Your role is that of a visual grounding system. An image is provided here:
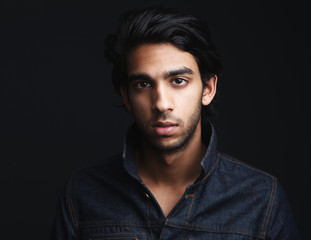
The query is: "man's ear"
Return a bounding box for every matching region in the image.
[120,85,132,112]
[202,75,217,106]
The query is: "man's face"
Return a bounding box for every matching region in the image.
[122,43,215,152]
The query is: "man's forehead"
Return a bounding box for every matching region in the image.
[126,43,199,77]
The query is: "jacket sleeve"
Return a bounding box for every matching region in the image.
[266,180,300,240]
[50,176,79,240]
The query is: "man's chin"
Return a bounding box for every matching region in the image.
[148,138,188,153]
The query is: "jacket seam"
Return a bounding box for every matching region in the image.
[67,173,79,230]
[79,221,164,228]
[166,221,265,239]
[89,232,146,240]
[184,189,197,235]
[168,220,264,234]
[219,153,274,178]
[261,176,277,237]
[200,153,220,183]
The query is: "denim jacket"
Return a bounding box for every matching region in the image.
[50,123,299,239]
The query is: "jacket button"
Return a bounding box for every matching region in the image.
[143,192,150,199]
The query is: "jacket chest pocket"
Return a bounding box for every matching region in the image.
[88,232,146,240]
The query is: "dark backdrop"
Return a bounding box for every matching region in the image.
[1,0,310,239]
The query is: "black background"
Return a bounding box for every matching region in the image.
[1,0,310,239]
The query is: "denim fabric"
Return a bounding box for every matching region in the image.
[50,123,300,239]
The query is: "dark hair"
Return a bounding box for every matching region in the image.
[104,6,223,116]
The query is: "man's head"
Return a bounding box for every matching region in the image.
[104,5,223,116]
[104,6,222,152]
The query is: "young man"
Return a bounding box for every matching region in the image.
[51,6,299,239]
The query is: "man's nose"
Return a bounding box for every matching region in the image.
[151,84,174,113]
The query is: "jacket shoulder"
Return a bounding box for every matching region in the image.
[218,152,276,181]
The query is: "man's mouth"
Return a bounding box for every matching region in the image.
[153,121,178,127]
[152,122,178,135]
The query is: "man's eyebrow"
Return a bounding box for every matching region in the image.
[128,73,152,82]
[164,67,193,78]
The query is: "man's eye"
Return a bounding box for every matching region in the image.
[172,78,187,86]
[137,81,151,88]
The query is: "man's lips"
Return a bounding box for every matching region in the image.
[153,121,178,127]
[152,122,178,135]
